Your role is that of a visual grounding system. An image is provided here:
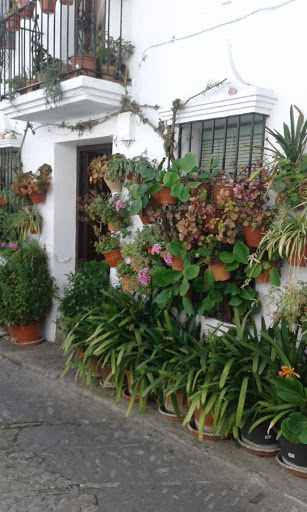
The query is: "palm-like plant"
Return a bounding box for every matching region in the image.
[9,206,42,239]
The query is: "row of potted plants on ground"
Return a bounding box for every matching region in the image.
[59,280,307,476]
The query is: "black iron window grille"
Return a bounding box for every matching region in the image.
[0,0,126,100]
[176,113,266,176]
[0,146,18,197]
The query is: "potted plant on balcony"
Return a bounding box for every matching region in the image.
[0,240,54,346]
[97,31,134,83]
[17,0,35,18]
[39,0,56,14]
[96,233,122,267]
[9,206,42,239]
[11,164,52,204]
[4,2,20,31]
[116,261,136,291]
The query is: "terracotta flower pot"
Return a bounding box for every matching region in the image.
[39,0,56,13]
[101,247,122,268]
[255,261,277,283]
[127,172,142,184]
[209,262,230,281]
[75,347,84,359]
[100,364,115,386]
[19,79,36,95]
[5,14,20,31]
[131,260,141,272]
[17,0,35,17]
[205,215,219,234]
[171,256,184,271]
[194,406,214,432]
[0,196,7,207]
[243,225,264,248]
[60,0,73,4]
[7,325,17,340]
[287,243,307,267]
[159,186,177,206]
[122,275,133,291]
[14,323,40,344]
[151,190,161,204]
[107,222,118,232]
[100,64,120,83]
[213,186,234,208]
[69,54,96,77]
[104,177,122,194]
[164,388,188,415]
[139,213,151,225]
[26,222,41,235]
[29,191,45,204]
[125,370,140,397]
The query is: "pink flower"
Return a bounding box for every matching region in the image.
[151,244,162,255]
[163,252,172,265]
[8,241,19,251]
[1,242,6,248]
[108,196,115,204]
[138,268,151,286]
[115,200,125,211]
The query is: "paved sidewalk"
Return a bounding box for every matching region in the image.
[0,337,306,512]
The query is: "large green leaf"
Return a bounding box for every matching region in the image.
[179,185,190,202]
[198,296,216,313]
[169,238,185,257]
[269,267,280,286]
[155,288,173,305]
[180,278,190,297]
[152,267,183,287]
[273,376,303,405]
[183,265,199,280]
[182,295,195,314]
[233,242,249,264]
[204,268,215,288]
[224,261,239,271]
[181,152,196,173]
[208,289,223,303]
[219,252,235,264]
[163,172,180,188]
[170,182,182,197]
[229,296,242,307]
[130,198,143,215]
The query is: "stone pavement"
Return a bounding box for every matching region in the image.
[0,338,306,512]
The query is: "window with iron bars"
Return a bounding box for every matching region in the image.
[0,147,18,201]
[175,113,266,176]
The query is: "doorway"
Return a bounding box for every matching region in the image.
[76,143,112,262]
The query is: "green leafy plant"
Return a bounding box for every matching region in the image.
[267,282,307,336]
[11,164,52,195]
[97,31,134,68]
[9,206,42,239]
[125,161,163,216]
[244,252,281,287]
[0,240,54,327]
[88,153,124,187]
[96,233,120,253]
[80,191,130,232]
[116,260,135,278]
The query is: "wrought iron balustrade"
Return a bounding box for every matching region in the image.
[0,0,126,101]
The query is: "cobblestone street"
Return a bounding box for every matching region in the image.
[0,344,306,512]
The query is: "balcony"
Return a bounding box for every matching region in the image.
[0,0,132,121]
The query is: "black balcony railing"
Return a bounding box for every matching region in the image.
[0,0,128,101]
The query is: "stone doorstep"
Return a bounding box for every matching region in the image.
[0,338,306,506]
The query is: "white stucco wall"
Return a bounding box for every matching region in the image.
[1,0,306,339]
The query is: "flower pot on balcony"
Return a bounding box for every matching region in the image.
[287,243,307,267]
[60,0,73,4]
[100,64,120,83]
[17,0,35,18]
[171,256,184,271]
[101,248,122,268]
[29,191,45,204]
[139,213,151,225]
[39,0,56,13]
[213,186,234,208]
[5,13,20,31]
[208,262,230,281]
[69,54,96,77]
[243,225,264,248]
[19,79,36,95]
[104,177,122,193]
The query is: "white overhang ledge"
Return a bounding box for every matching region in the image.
[159,86,277,125]
[0,75,129,123]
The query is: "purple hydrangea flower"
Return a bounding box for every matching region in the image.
[108,196,115,204]
[151,244,162,255]
[138,267,151,286]
[1,242,6,248]
[115,200,126,211]
[8,241,19,251]
[163,252,173,265]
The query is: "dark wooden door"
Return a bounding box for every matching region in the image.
[76,144,112,262]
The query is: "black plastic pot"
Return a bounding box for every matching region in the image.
[279,436,307,469]
[240,419,278,446]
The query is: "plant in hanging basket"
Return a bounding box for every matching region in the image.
[11,163,52,203]
[121,226,157,271]
[9,206,42,240]
[116,261,136,291]
[80,191,130,234]
[125,159,163,215]
[266,283,307,336]
[239,207,275,247]
[97,233,122,267]
[88,153,123,189]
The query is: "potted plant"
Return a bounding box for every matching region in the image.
[125,155,154,184]
[0,241,54,346]
[9,206,42,239]
[258,207,307,266]
[81,191,130,232]
[39,0,56,14]
[266,282,307,338]
[101,154,127,193]
[116,261,136,291]
[121,227,155,271]
[11,163,52,204]
[97,31,134,82]
[96,233,122,267]
[239,207,275,248]
[4,3,20,31]
[212,172,235,208]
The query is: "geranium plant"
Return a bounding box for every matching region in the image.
[11,164,52,196]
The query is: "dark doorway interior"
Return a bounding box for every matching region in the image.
[76,143,112,262]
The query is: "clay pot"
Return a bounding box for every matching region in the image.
[287,243,307,267]
[104,177,122,194]
[159,186,177,206]
[205,215,219,234]
[29,191,45,204]
[139,213,151,225]
[164,388,188,415]
[213,186,234,208]
[131,260,141,272]
[26,222,41,235]
[122,275,133,291]
[19,79,36,95]
[0,196,7,207]
[7,325,17,340]
[151,190,161,204]
[171,256,184,271]
[100,365,115,386]
[39,0,56,13]
[194,407,214,432]
[107,222,118,232]
[14,323,40,344]
[100,64,120,83]
[208,262,230,281]
[255,262,276,283]
[60,0,73,4]
[75,347,84,359]
[17,0,35,17]
[127,173,142,184]
[243,225,264,248]
[5,13,20,31]
[69,54,96,78]
[125,370,139,397]
[101,248,122,268]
